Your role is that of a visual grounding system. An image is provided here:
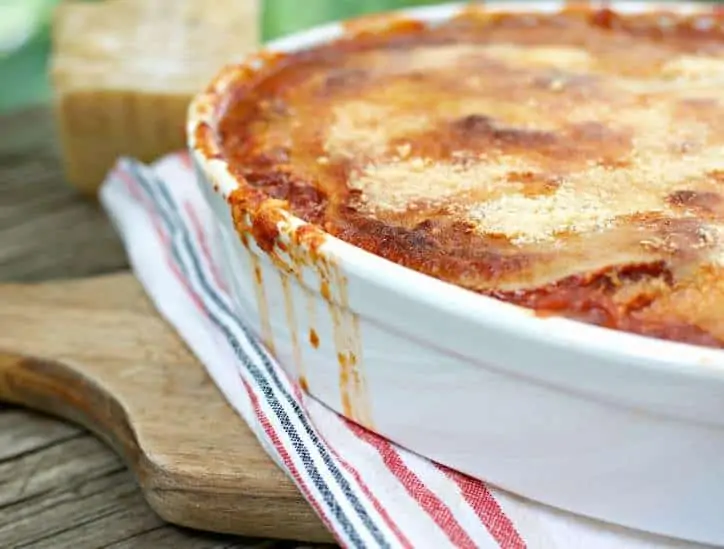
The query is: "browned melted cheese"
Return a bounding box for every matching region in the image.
[219,8,724,348]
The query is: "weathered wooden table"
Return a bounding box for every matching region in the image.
[0,108,327,549]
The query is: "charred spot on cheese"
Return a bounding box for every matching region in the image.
[218,6,724,348]
[450,114,559,148]
[667,190,722,213]
[244,170,329,223]
[252,146,291,166]
[322,68,369,92]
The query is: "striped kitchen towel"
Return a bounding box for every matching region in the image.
[99,153,703,549]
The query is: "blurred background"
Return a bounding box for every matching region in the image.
[0,0,446,114]
[0,0,718,114]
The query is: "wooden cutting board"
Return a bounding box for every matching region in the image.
[0,271,332,544]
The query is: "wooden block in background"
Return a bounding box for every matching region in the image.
[50,0,259,196]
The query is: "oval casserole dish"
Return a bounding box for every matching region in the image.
[189,2,724,544]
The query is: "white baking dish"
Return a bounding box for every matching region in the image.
[188,2,724,545]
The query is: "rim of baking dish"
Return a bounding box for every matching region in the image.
[188,1,724,379]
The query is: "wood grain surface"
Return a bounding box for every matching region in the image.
[0,108,333,549]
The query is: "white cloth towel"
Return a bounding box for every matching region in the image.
[99,152,708,549]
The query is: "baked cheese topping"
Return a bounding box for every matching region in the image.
[220,8,724,347]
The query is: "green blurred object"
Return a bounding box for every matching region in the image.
[0,0,59,113]
[262,0,444,42]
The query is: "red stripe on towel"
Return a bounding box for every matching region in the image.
[438,464,527,549]
[345,421,478,549]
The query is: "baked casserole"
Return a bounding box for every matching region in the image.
[211,6,724,347]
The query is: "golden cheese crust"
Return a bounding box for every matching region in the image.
[218,7,724,347]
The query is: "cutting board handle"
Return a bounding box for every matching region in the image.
[0,273,330,543]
